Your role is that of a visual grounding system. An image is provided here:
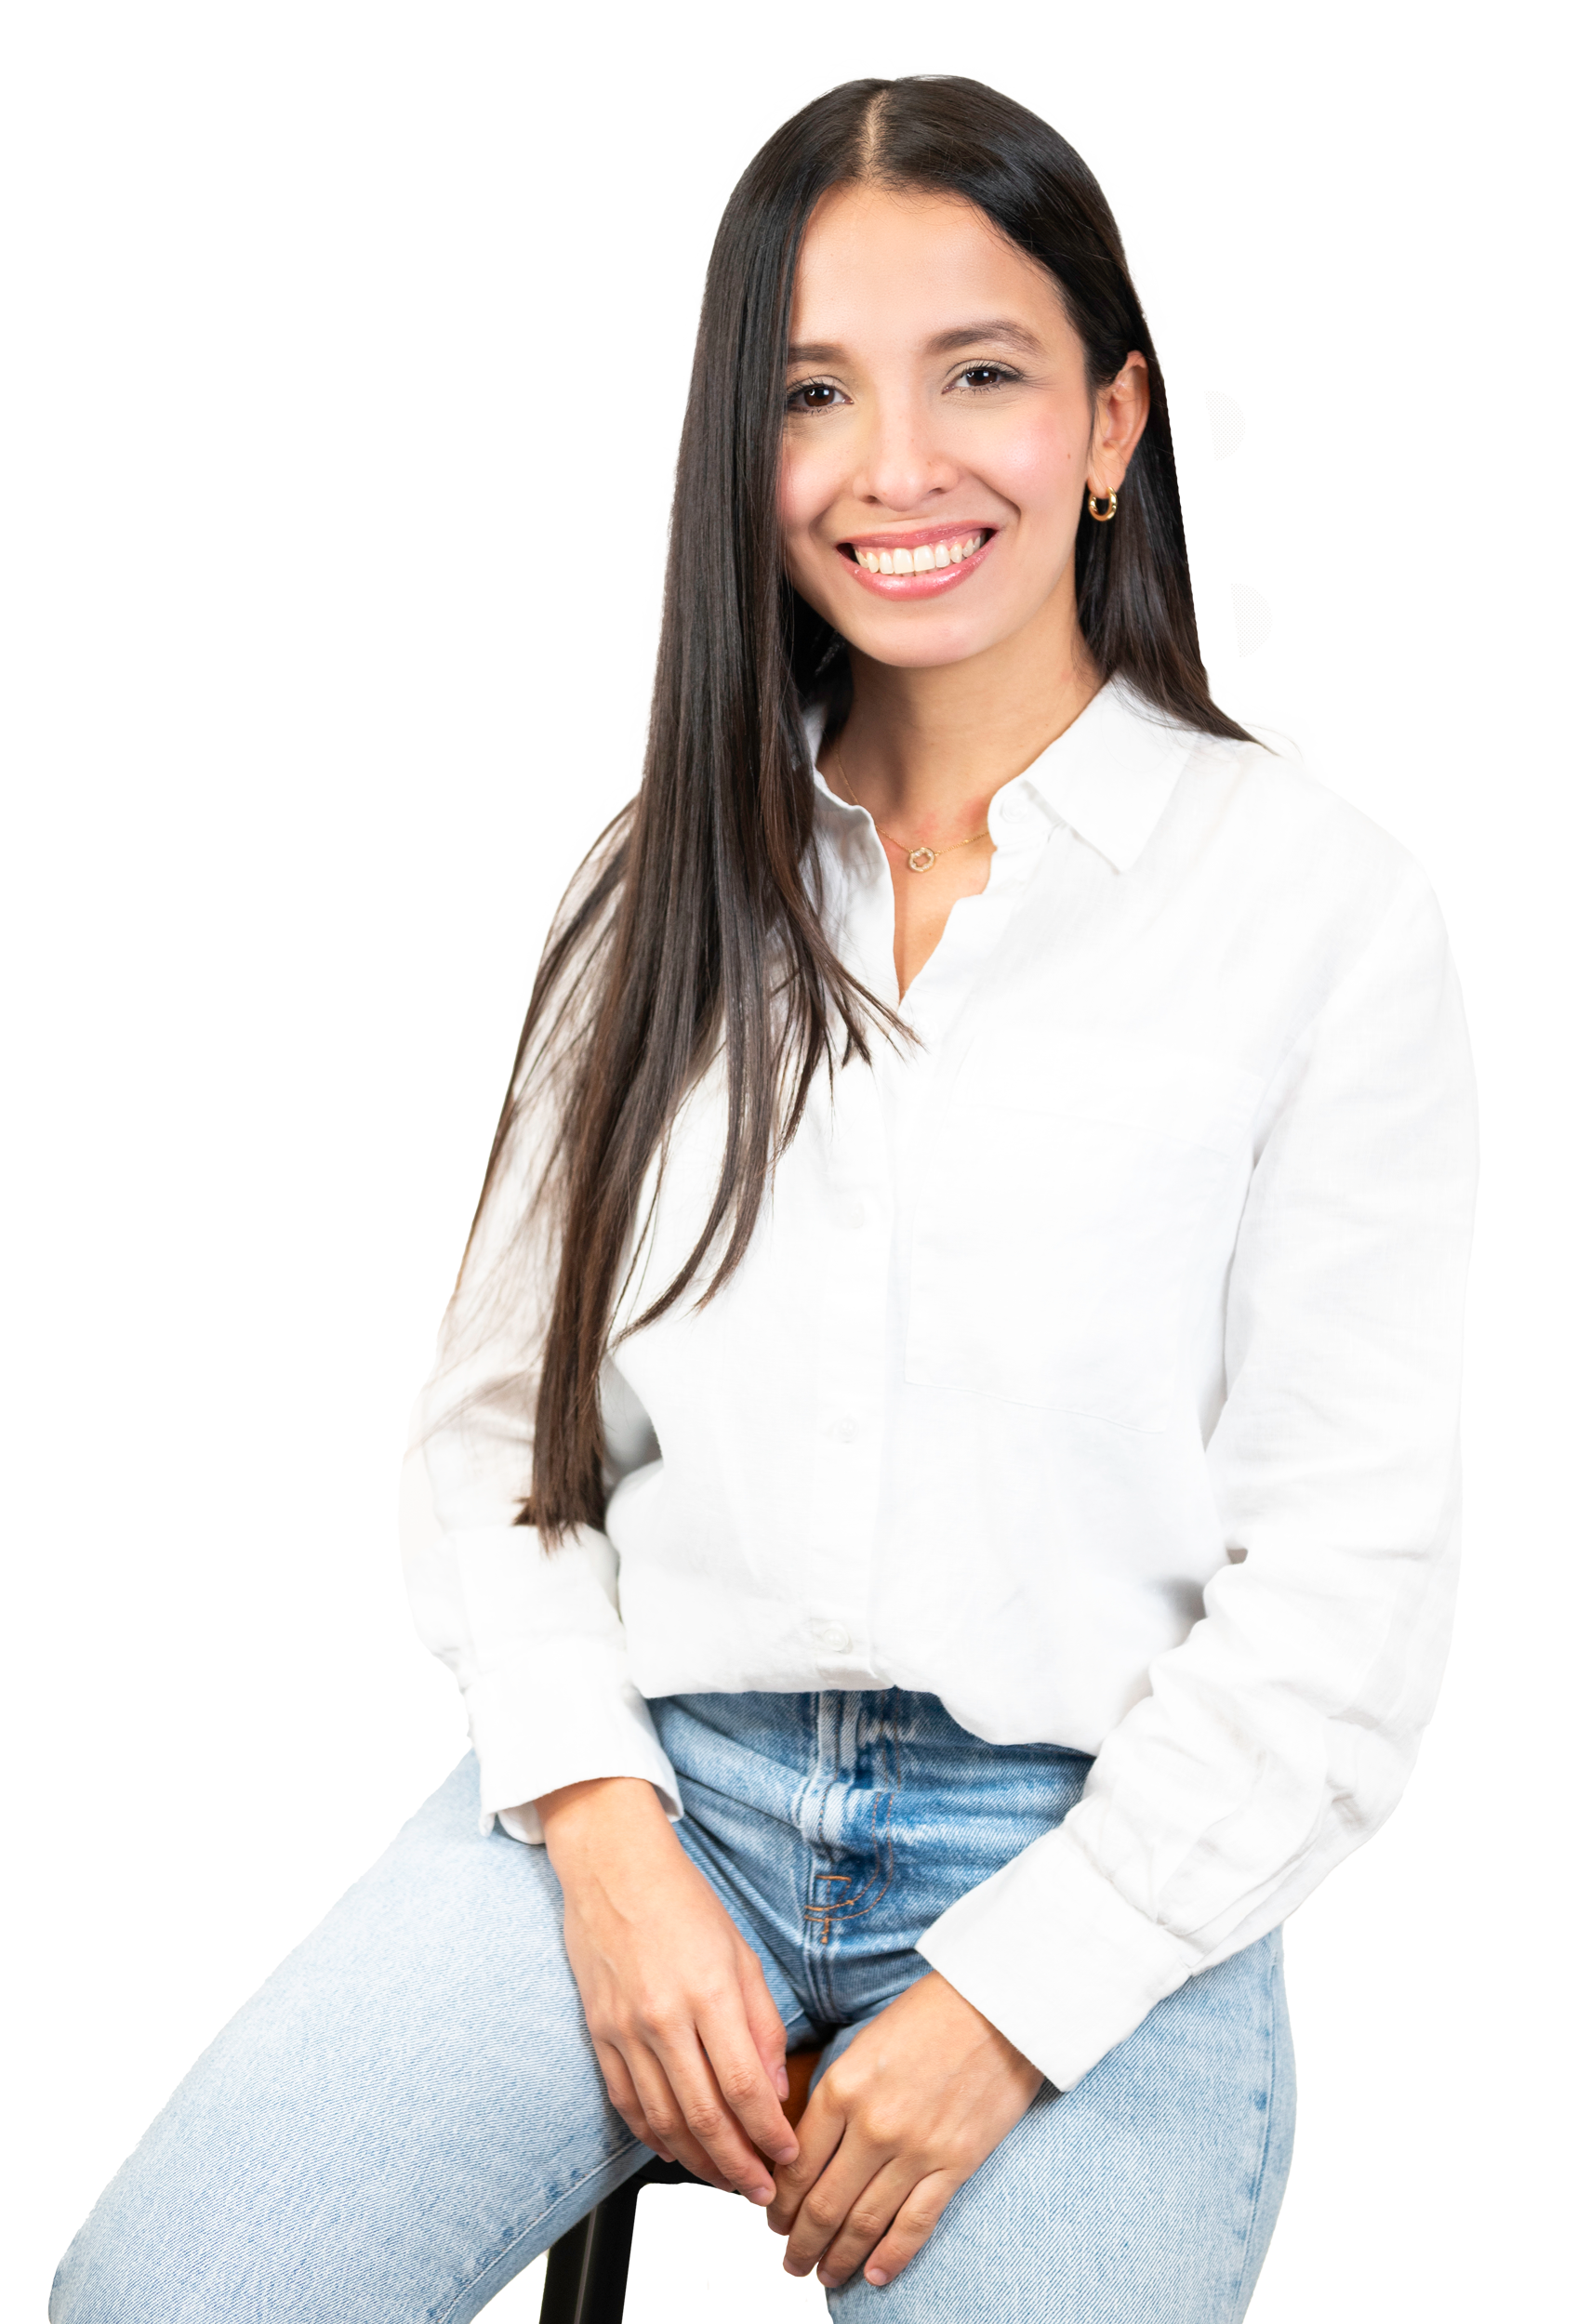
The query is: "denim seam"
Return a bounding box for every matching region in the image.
[800,1697,841,2016]
[1225,1945,1280,2324]
[430,2136,644,2324]
[802,1694,900,1937]
[786,1693,820,1840]
[804,1783,896,1933]
[806,1776,894,1917]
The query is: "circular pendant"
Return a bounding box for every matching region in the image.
[906,846,937,873]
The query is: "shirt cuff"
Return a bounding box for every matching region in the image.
[464,1636,682,1845]
[917,1826,1196,2092]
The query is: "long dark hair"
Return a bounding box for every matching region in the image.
[463,74,1252,1540]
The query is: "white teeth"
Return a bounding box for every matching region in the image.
[855,532,986,574]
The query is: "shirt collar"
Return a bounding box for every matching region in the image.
[804,679,1198,873]
[1018,681,1197,871]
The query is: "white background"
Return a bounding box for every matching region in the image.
[4,3,1571,2317]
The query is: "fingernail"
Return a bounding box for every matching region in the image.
[771,2142,798,2164]
[746,2183,775,2206]
[867,2268,889,2287]
[775,2064,789,2098]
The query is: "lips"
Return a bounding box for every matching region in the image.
[837,525,998,599]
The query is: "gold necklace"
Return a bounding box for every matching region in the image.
[829,742,993,874]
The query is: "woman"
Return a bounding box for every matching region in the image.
[54,74,1476,2323]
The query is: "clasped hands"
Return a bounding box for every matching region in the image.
[537,1776,1042,2291]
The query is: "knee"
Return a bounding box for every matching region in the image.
[51,2172,209,2324]
[49,2205,152,2324]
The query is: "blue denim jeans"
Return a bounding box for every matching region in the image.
[53,1692,1293,2321]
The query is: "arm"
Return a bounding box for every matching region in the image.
[400,1136,681,1838]
[773,863,1477,2290]
[402,890,797,2186]
[916,865,1477,2084]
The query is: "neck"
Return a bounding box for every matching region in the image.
[833,569,1100,840]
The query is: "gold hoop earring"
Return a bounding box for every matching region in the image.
[1087,488,1119,523]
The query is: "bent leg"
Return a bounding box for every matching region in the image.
[828,1931,1294,2324]
[52,1758,643,2324]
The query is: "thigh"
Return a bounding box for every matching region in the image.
[51,1757,644,2324]
[827,1931,1294,2324]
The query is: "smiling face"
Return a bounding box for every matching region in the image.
[779,182,1146,676]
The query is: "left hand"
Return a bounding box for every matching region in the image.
[766,1970,1045,2290]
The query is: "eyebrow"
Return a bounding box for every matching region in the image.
[786,317,1046,365]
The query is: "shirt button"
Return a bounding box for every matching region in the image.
[836,1196,867,1231]
[835,1415,858,1442]
[813,1620,852,1654]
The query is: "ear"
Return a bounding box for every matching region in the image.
[1088,353,1150,498]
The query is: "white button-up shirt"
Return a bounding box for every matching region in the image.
[403,681,1477,2092]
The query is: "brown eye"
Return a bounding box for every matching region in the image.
[788,379,843,413]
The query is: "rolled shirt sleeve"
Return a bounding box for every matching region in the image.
[919,865,1477,2090]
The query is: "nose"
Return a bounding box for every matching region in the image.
[851,390,961,514]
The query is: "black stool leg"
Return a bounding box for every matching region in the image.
[538,2158,704,2324]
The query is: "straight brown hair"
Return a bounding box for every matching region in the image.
[459,75,1252,1540]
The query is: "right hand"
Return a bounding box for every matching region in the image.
[536,1776,801,2204]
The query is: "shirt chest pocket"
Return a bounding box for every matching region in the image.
[903,1030,1265,1433]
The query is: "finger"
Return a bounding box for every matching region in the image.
[782,2140,884,2278]
[862,2169,962,2289]
[621,2043,735,2193]
[592,2040,673,2162]
[736,1945,792,2108]
[618,2017,762,2194]
[658,2022,781,2198]
[813,2159,915,2289]
[694,1987,799,2166]
[766,2083,848,2235]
